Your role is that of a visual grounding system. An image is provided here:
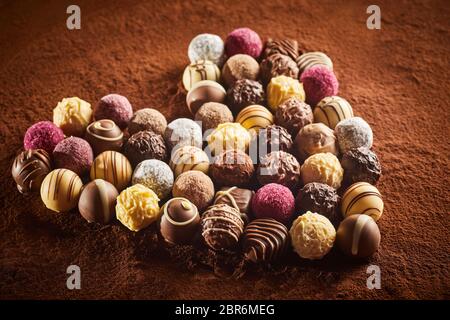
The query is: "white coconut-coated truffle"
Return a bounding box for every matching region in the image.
[132,159,174,199]
[188,33,225,66]
[335,117,373,153]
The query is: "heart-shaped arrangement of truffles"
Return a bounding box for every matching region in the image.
[12,27,385,274]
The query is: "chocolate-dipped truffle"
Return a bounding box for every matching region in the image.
[128,108,167,136]
[222,54,260,88]
[169,145,210,177]
[263,38,299,61]
[172,171,215,211]
[260,53,299,86]
[123,130,168,167]
[335,117,373,154]
[94,94,133,129]
[164,118,202,151]
[201,204,245,251]
[206,122,251,156]
[301,152,343,189]
[267,75,305,111]
[210,149,255,188]
[341,182,384,222]
[12,149,52,194]
[296,51,333,76]
[243,218,289,264]
[182,60,221,91]
[90,151,132,191]
[314,96,353,129]
[236,104,273,133]
[194,102,234,132]
[257,151,300,189]
[226,79,265,114]
[188,33,225,66]
[341,147,381,186]
[186,80,226,115]
[159,197,200,245]
[131,159,174,199]
[336,214,381,258]
[250,124,293,162]
[275,97,313,137]
[53,97,92,137]
[78,179,119,224]
[213,186,254,215]
[53,137,94,176]
[294,123,338,163]
[85,119,124,156]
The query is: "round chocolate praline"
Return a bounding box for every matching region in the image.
[12,149,52,194]
[250,124,293,162]
[123,130,167,167]
[226,79,265,114]
[262,38,299,61]
[257,151,300,189]
[85,119,123,156]
[78,179,119,224]
[260,53,299,86]
[341,147,381,186]
[275,97,313,137]
[186,80,226,115]
[210,149,255,188]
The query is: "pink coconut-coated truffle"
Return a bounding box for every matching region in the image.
[94,94,133,129]
[300,66,339,107]
[53,137,93,176]
[24,121,65,154]
[225,27,263,59]
[252,183,295,225]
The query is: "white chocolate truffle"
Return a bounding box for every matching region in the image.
[164,118,202,151]
[188,33,225,66]
[132,159,174,199]
[335,117,373,153]
[301,152,344,189]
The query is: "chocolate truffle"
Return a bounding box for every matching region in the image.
[252,183,295,225]
[90,151,132,191]
[250,125,293,162]
[24,121,64,154]
[242,218,289,264]
[260,53,299,86]
[226,79,265,114]
[123,130,168,167]
[335,117,373,154]
[263,38,299,61]
[172,171,215,211]
[159,197,200,245]
[222,54,260,88]
[78,179,119,224]
[94,94,133,129]
[12,149,52,194]
[194,102,234,132]
[225,27,262,59]
[186,80,226,115]
[236,104,273,133]
[40,169,83,213]
[296,51,333,76]
[53,137,94,176]
[182,60,221,91]
[53,97,92,137]
[206,122,251,156]
[294,123,338,163]
[341,147,381,186]
[296,183,340,226]
[275,97,313,136]
[301,152,343,189]
[213,186,254,215]
[201,204,245,251]
[169,145,210,177]
[188,33,225,66]
[257,151,300,189]
[132,159,174,199]
[267,75,305,111]
[164,118,202,151]
[116,184,160,232]
[314,96,353,129]
[128,108,167,136]
[301,66,339,107]
[85,119,124,156]
[336,214,381,258]
[290,211,336,260]
[341,182,384,222]
[210,149,255,188]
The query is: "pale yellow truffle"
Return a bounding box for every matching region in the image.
[206,122,251,156]
[267,75,305,111]
[301,152,343,189]
[290,211,336,260]
[53,97,92,136]
[116,184,160,232]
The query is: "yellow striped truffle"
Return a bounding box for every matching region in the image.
[236,105,274,133]
[90,151,132,191]
[169,145,210,177]
[341,182,384,221]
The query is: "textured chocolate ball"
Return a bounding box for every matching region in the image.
[186,80,227,115]
[164,118,202,151]
[222,54,260,88]
[226,79,265,114]
[262,38,299,61]
[257,151,300,189]
[172,171,215,211]
[194,102,234,132]
[78,179,119,224]
[132,159,174,199]
[128,108,167,136]
[210,149,255,188]
[301,152,343,189]
[12,149,52,194]
[85,119,124,156]
[260,53,299,86]
[201,204,245,251]
[94,94,133,129]
[53,137,94,176]
[123,130,168,167]
[341,147,381,186]
[294,123,338,163]
[335,117,373,153]
[275,97,313,137]
[250,124,293,162]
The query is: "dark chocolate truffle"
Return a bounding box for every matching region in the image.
[213,186,254,215]
[275,97,313,137]
[257,151,300,189]
[296,182,340,226]
[341,147,381,186]
[226,79,265,114]
[78,179,119,224]
[123,130,167,167]
[85,119,124,156]
[11,149,52,194]
[260,53,299,86]
[242,218,289,263]
[262,38,299,61]
[250,124,293,162]
[201,204,245,251]
[210,149,255,188]
[194,102,234,132]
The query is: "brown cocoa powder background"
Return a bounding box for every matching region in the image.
[0,0,449,299]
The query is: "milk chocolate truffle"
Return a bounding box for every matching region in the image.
[159,197,200,245]
[243,218,289,264]
[294,123,338,163]
[341,147,381,186]
[164,118,202,151]
[172,171,215,211]
[296,183,340,226]
[296,51,333,76]
[201,204,245,251]
[131,159,174,199]
[12,149,52,194]
[206,122,251,156]
[194,102,234,132]
[341,182,384,222]
[263,38,299,61]
[236,104,273,133]
[94,94,133,129]
[128,108,167,136]
[226,79,265,114]
[90,151,132,191]
[335,117,373,154]
[78,179,119,224]
[186,80,226,115]
[257,151,300,189]
[267,75,305,111]
[85,119,124,156]
[314,96,353,129]
[301,152,343,189]
[40,169,83,213]
[170,145,210,177]
[250,125,293,161]
[260,53,299,86]
[123,130,168,167]
[210,149,255,188]
[182,60,221,91]
[336,214,380,258]
[53,97,92,137]
[275,97,313,136]
[222,54,260,88]
[213,186,254,215]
